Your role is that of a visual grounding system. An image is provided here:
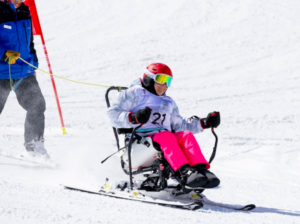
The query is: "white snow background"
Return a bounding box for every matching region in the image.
[1,0,300,223]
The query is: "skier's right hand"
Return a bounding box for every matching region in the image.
[129,107,152,124]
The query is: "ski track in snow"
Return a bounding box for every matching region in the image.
[1,0,300,223]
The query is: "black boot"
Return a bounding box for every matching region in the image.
[175,164,190,183]
[193,164,220,188]
[186,171,207,189]
[175,164,207,189]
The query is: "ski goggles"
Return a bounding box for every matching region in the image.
[145,70,173,87]
[153,74,173,87]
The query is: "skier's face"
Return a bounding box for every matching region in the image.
[11,0,22,8]
[154,82,167,96]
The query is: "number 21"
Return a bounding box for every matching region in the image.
[152,113,166,126]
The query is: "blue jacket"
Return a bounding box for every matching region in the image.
[0,2,38,79]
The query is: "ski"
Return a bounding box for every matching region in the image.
[175,192,256,211]
[0,153,57,169]
[199,195,256,211]
[63,184,255,211]
[165,190,256,211]
[63,185,203,210]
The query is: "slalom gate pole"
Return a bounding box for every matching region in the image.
[40,35,66,135]
[26,0,66,135]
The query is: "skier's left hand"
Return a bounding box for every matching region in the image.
[201,111,220,129]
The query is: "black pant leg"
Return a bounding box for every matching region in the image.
[0,79,11,115]
[14,75,46,143]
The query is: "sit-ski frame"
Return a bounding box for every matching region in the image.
[105,86,218,190]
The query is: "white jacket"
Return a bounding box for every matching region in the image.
[107,79,204,136]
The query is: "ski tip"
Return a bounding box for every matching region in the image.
[236,204,256,211]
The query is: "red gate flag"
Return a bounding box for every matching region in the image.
[24,0,42,35]
[24,0,67,135]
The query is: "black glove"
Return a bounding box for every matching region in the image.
[201,111,220,129]
[130,107,152,124]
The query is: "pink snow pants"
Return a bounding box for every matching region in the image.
[152,131,210,172]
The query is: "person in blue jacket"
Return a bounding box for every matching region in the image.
[0,0,49,158]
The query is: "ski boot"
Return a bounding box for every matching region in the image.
[24,136,50,159]
[193,164,220,188]
[173,165,208,195]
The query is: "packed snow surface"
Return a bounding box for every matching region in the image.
[1,0,300,223]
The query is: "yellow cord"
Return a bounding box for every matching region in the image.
[5,54,15,90]
[5,55,124,136]
[19,57,111,88]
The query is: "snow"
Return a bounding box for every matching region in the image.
[1,0,300,223]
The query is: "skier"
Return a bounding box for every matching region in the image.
[107,63,221,190]
[0,0,49,158]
